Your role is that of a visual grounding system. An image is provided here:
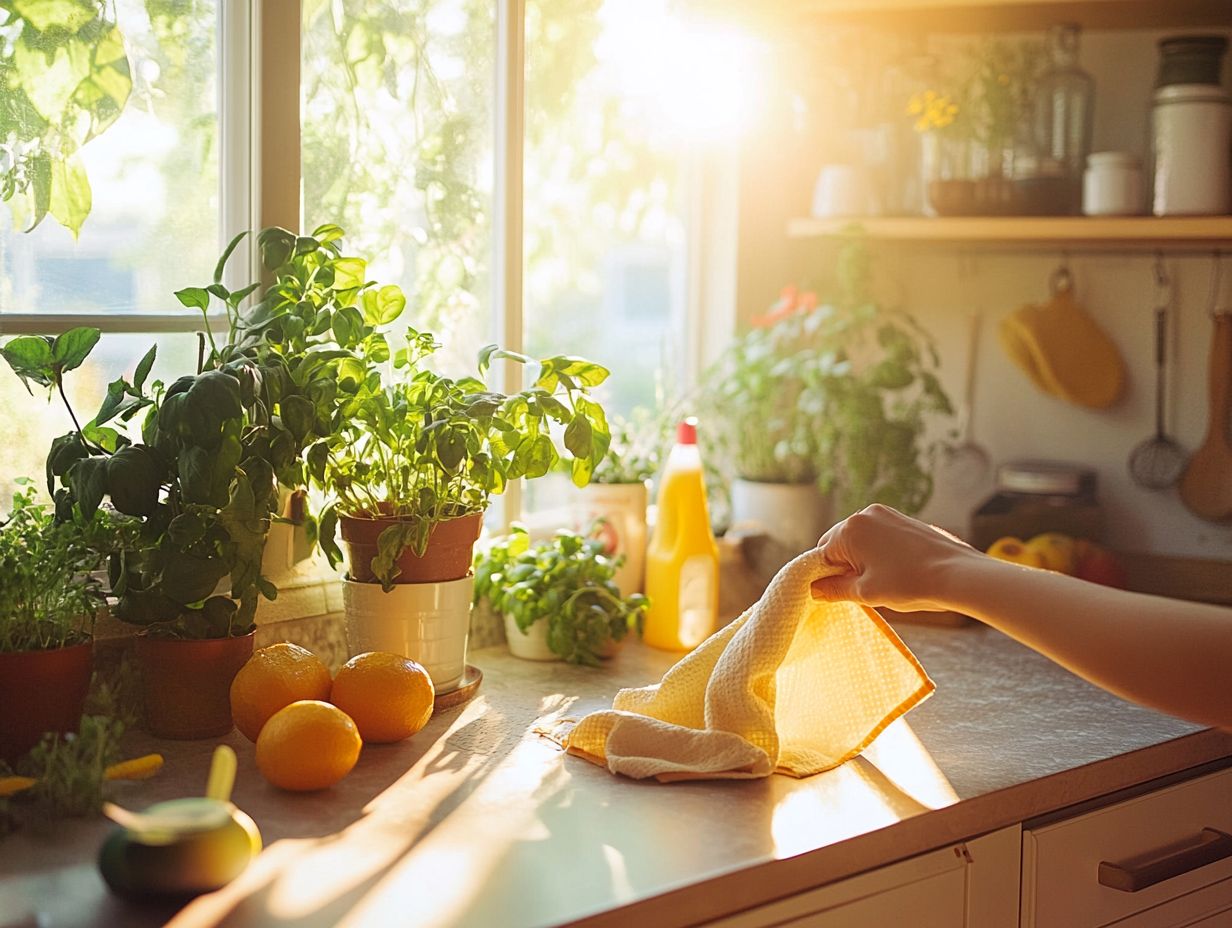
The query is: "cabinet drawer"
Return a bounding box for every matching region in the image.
[1022,767,1232,928]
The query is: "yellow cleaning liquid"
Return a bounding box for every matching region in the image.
[644,419,719,651]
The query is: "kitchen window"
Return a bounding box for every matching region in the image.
[0,0,743,521]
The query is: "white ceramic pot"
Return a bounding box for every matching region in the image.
[572,481,648,597]
[502,612,558,662]
[342,575,473,693]
[729,479,832,556]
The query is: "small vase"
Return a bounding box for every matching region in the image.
[0,640,94,762]
[339,509,483,584]
[135,632,255,740]
[572,481,649,597]
[342,575,473,693]
[922,133,977,216]
[502,612,558,662]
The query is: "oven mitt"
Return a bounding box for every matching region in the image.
[999,288,1125,409]
[554,547,935,782]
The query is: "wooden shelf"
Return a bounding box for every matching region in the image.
[786,216,1232,249]
[792,0,1232,33]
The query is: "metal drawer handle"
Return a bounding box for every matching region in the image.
[1098,828,1232,893]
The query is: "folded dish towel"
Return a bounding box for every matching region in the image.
[560,547,935,782]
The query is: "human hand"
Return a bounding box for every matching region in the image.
[809,504,977,613]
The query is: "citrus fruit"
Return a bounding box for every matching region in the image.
[255,700,362,791]
[329,652,435,744]
[230,642,333,741]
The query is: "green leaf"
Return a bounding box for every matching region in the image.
[331,257,366,291]
[46,431,87,495]
[214,230,249,283]
[47,153,91,237]
[564,414,593,460]
[51,326,100,374]
[12,0,96,32]
[132,343,157,392]
[68,456,108,518]
[174,287,211,312]
[106,444,162,516]
[331,305,363,347]
[281,394,314,442]
[258,227,296,269]
[1,335,55,388]
[161,552,229,606]
[361,284,405,326]
[318,504,342,568]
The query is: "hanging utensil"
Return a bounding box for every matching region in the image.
[1179,257,1232,522]
[944,308,991,483]
[1129,259,1186,489]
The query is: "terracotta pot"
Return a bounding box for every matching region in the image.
[340,509,483,584]
[135,632,255,739]
[0,641,93,762]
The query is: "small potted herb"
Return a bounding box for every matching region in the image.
[473,525,648,665]
[0,481,116,761]
[308,330,613,691]
[702,239,952,554]
[571,409,668,597]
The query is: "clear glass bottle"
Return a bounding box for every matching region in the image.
[1033,23,1095,214]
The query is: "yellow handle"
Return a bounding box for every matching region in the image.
[205,745,237,802]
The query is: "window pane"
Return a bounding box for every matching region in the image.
[524,0,731,511]
[0,333,200,508]
[300,0,496,377]
[0,1,220,316]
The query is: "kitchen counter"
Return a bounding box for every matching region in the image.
[2,622,1231,928]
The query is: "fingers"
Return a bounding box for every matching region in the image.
[811,574,857,602]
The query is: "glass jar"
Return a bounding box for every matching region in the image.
[1083,151,1144,216]
[969,460,1104,552]
[1033,23,1095,215]
[922,132,976,216]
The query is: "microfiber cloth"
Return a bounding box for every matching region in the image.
[558,547,935,782]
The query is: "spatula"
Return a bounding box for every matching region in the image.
[1179,312,1232,522]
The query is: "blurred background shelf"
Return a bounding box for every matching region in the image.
[786,216,1232,249]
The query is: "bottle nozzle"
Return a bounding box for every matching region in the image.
[677,418,698,445]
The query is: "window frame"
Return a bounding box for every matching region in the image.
[0,0,733,526]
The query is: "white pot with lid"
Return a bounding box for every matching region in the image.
[1151,83,1232,216]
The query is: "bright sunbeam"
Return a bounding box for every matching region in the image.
[597,0,764,141]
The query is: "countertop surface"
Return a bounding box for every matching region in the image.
[3,622,1231,928]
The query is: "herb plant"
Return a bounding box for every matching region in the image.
[473,525,648,667]
[0,224,409,636]
[0,480,117,653]
[310,331,613,589]
[701,239,952,517]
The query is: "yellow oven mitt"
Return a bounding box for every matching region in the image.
[999,287,1125,408]
[560,547,934,782]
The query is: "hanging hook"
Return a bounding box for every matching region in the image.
[1050,253,1074,296]
[1153,252,1171,309]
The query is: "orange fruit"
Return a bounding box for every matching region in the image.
[255,700,362,791]
[329,652,435,744]
[230,643,333,741]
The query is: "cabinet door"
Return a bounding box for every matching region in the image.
[703,827,1019,928]
[1022,767,1232,928]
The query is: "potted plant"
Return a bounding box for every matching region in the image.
[0,224,399,738]
[473,525,648,664]
[701,239,952,555]
[570,409,667,597]
[308,328,613,691]
[0,482,117,761]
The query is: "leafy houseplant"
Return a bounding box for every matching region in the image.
[310,330,614,590]
[0,481,117,761]
[0,223,410,736]
[473,525,649,666]
[702,239,952,538]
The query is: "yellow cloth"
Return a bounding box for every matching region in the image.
[562,547,935,782]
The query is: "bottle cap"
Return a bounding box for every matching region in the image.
[676,418,698,445]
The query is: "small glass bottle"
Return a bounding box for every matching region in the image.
[1033,23,1095,215]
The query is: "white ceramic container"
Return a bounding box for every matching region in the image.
[729,479,832,556]
[1152,84,1232,216]
[1082,152,1143,216]
[342,575,473,693]
[503,612,558,662]
[572,481,648,597]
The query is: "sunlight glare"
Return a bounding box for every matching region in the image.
[597,0,763,142]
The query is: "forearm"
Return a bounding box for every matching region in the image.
[942,553,1232,729]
